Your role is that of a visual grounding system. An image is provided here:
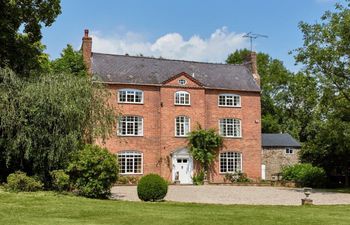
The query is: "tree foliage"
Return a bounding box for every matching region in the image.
[67,145,119,199]
[226,49,318,141]
[292,1,350,186]
[187,126,223,179]
[294,1,350,103]
[51,44,87,76]
[0,0,61,75]
[0,68,116,182]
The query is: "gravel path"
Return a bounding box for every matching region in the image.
[111,185,350,205]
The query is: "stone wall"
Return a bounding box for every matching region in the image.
[262,147,300,180]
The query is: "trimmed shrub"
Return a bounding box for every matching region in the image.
[117,176,139,185]
[192,170,205,185]
[50,170,70,192]
[5,171,43,192]
[282,163,327,188]
[224,172,251,183]
[67,145,119,199]
[137,174,168,201]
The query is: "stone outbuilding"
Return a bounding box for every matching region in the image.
[261,133,301,180]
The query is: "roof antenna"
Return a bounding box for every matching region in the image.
[243,32,268,51]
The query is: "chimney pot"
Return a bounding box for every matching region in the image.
[84,29,89,37]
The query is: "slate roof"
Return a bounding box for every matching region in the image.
[91,52,260,92]
[262,133,301,148]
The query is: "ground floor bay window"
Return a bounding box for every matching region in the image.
[219,152,242,173]
[118,151,143,174]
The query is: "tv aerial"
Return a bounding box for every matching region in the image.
[243,32,268,51]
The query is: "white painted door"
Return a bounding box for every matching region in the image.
[174,158,193,184]
[261,164,266,180]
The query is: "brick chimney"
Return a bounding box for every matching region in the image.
[82,29,92,74]
[245,51,260,86]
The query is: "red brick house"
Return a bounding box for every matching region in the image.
[82,30,261,184]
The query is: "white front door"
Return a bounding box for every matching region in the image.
[172,148,193,184]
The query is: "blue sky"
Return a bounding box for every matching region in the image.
[42,0,341,71]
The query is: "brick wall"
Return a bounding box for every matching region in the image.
[206,89,261,182]
[99,75,261,183]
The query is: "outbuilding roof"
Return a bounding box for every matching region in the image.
[91,52,260,92]
[262,133,301,148]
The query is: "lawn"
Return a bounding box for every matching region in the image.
[0,190,349,225]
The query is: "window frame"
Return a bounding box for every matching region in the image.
[175,116,190,137]
[218,94,241,107]
[219,118,242,138]
[118,89,144,104]
[285,148,294,154]
[219,151,243,174]
[117,115,144,136]
[174,91,191,106]
[178,79,187,85]
[118,151,143,175]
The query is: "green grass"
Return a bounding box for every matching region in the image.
[0,190,350,225]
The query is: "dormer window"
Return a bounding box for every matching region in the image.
[118,89,143,104]
[178,79,187,85]
[218,94,241,107]
[174,91,190,105]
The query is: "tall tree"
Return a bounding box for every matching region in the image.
[0,0,61,75]
[294,1,350,186]
[227,50,319,142]
[0,68,116,183]
[51,44,87,77]
[294,1,350,103]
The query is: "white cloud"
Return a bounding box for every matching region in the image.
[90,27,249,63]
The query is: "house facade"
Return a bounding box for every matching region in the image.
[82,30,262,183]
[261,133,301,180]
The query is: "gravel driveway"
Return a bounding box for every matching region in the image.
[111,185,350,205]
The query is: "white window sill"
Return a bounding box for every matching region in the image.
[174,104,191,106]
[120,173,143,175]
[218,105,241,108]
[117,134,144,137]
[118,102,144,105]
[221,136,242,139]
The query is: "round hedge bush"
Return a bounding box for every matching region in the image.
[137,174,168,201]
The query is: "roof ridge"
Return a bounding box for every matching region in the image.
[91,52,246,67]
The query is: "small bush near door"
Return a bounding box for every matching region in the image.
[192,171,205,185]
[137,174,168,201]
[5,171,43,192]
